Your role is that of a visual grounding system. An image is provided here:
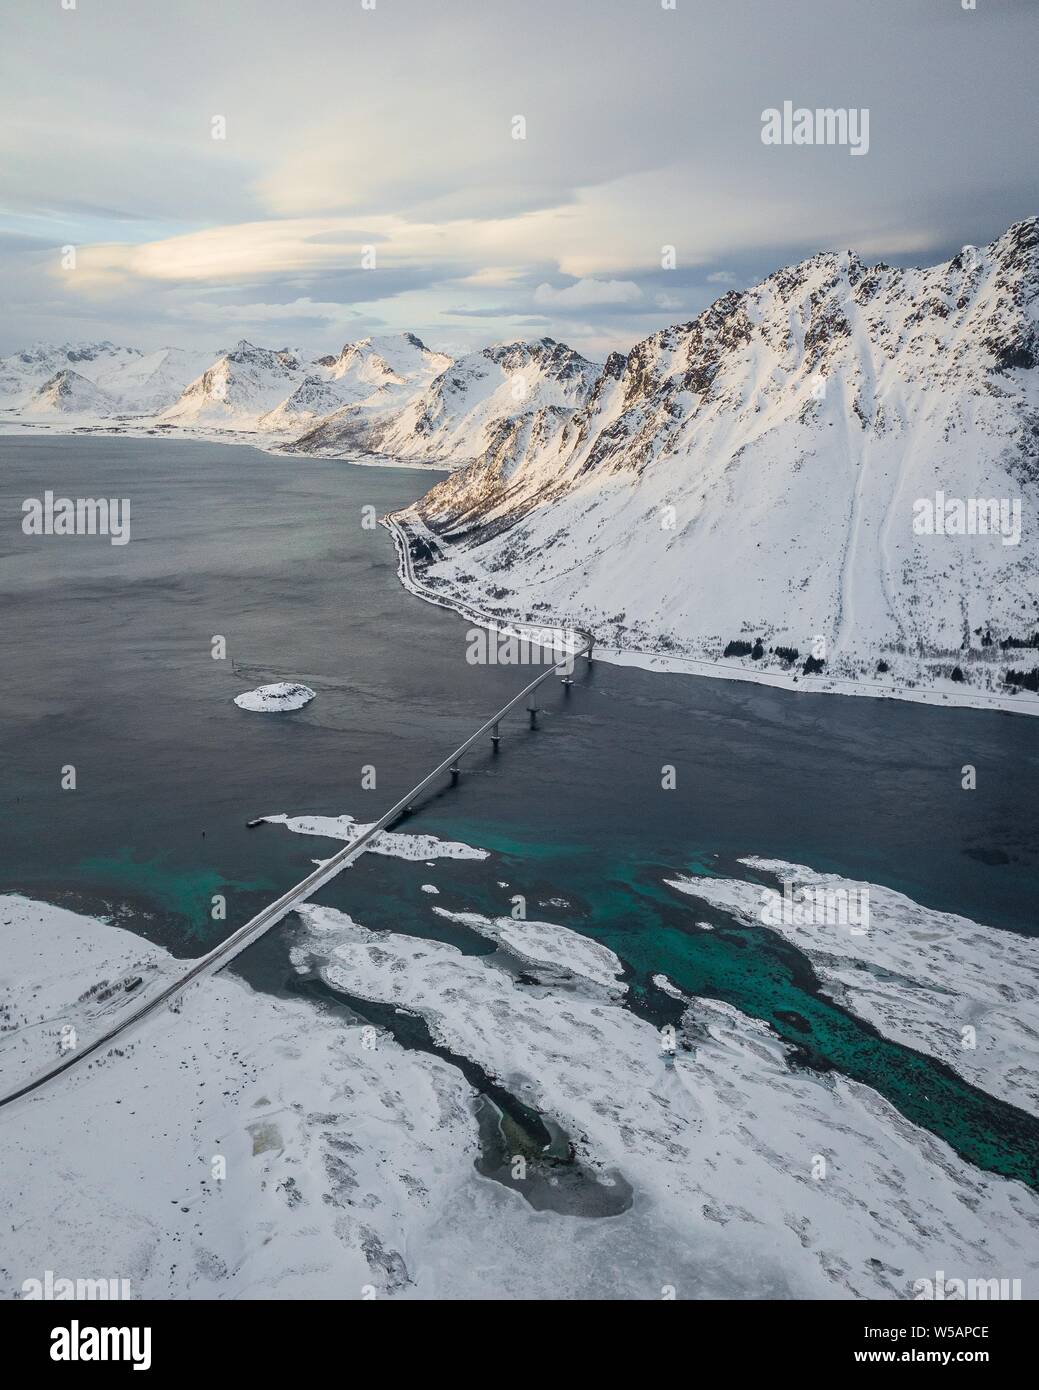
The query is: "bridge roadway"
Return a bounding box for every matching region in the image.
[0,518,592,1110]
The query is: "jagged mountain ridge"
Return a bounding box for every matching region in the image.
[0,341,138,410]
[0,332,452,426]
[294,336,600,463]
[3,220,1037,699]
[99,346,217,413]
[260,333,451,433]
[159,340,308,428]
[28,368,119,417]
[0,341,216,415]
[398,218,1039,697]
[1,331,598,456]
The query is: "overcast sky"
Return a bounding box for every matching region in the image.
[1,0,1036,360]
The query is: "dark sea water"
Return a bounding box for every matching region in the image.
[2,433,1038,1184]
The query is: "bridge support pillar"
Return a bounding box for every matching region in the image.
[527,706,539,729]
[449,764,461,784]
[490,722,501,750]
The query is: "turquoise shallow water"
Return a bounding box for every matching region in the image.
[2,433,1038,1186]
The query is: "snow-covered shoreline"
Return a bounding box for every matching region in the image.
[668,857,1039,1117]
[8,219,1039,723]
[599,644,1039,716]
[260,811,489,863]
[6,416,1035,716]
[384,510,1039,718]
[386,222,1039,720]
[0,417,450,472]
[5,888,1037,1299]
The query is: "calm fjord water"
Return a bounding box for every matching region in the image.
[2,434,1038,1182]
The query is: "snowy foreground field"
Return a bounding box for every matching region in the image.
[2,820,1036,1300]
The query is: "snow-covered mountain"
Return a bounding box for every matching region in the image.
[3,219,1037,704]
[159,339,307,429]
[0,341,214,416]
[394,218,1039,701]
[0,341,138,409]
[259,333,450,433]
[93,345,215,413]
[327,331,451,393]
[27,368,119,417]
[0,331,596,461]
[0,332,454,434]
[295,337,600,463]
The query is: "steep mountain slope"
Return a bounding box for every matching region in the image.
[0,342,140,409]
[295,337,599,464]
[257,374,350,432]
[396,219,1039,702]
[159,340,306,428]
[326,331,451,392]
[260,333,450,432]
[27,368,119,417]
[92,346,215,413]
[0,342,215,416]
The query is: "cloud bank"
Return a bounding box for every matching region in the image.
[1,0,1036,357]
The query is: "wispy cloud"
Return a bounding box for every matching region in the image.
[534,278,642,308]
[1,0,1036,355]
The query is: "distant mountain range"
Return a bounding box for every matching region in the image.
[295,337,599,465]
[0,330,598,467]
[3,217,1037,704]
[0,343,215,418]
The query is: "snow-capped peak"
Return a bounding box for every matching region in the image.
[28,368,118,417]
[295,334,601,463]
[397,217,1039,705]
